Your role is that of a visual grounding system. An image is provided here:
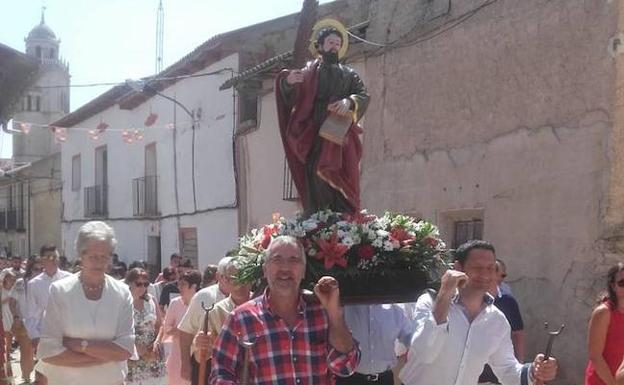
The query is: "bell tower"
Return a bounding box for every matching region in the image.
[14,7,70,162]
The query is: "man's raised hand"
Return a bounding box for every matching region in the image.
[439,269,468,297]
[314,276,341,315]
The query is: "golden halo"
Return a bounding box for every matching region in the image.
[308,18,349,60]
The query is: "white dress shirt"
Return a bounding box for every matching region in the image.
[344,304,415,374]
[399,292,532,385]
[35,274,137,385]
[26,269,72,338]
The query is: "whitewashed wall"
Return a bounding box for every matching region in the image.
[61,54,239,268]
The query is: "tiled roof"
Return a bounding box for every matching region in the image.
[219,51,293,90]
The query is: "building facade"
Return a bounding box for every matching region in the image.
[0,12,68,257]
[54,9,340,272]
[229,0,622,382]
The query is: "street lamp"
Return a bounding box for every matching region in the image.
[125,79,197,124]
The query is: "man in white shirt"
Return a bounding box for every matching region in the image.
[1,255,25,279]
[400,240,558,385]
[178,256,233,384]
[26,244,72,344]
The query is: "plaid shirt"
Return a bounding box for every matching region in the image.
[210,291,360,385]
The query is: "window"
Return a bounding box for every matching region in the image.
[453,219,483,248]
[49,48,55,59]
[61,92,68,112]
[35,96,41,112]
[95,146,108,187]
[282,157,298,201]
[26,95,32,111]
[237,80,261,130]
[72,155,81,191]
[35,46,41,58]
[179,227,198,268]
[437,208,484,249]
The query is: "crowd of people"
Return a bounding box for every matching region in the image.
[0,221,618,385]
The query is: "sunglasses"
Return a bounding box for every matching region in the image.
[134,281,150,288]
[616,280,624,288]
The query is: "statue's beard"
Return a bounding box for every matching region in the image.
[321,51,339,65]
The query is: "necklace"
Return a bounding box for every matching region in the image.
[80,273,104,291]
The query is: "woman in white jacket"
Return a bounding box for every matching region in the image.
[35,221,137,385]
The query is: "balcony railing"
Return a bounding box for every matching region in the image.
[132,176,159,216]
[84,184,108,217]
[282,158,299,201]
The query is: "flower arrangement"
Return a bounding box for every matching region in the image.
[234,210,447,302]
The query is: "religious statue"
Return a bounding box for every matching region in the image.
[276,18,370,215]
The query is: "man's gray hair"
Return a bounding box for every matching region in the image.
[217,256,233,275]
[75,221,118,256]
[266,235,306,264]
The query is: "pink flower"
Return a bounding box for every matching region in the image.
[390,227,415,246]
[314,232,349,269]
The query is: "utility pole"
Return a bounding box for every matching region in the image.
[155,0,164,73]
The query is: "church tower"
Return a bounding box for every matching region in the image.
[13,9,70,162]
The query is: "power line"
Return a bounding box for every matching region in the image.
[28,1,497,91]
[31,68,236,90]
[360,0,498,57]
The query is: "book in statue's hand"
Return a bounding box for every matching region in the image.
[319,112,352,145]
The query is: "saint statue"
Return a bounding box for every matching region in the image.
[276,19,370,215]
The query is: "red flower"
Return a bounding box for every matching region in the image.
[343,212,375,224]
[314,232,349,269]
[390,227,415,246]
[424,237,438,248]
[259,225,278,250]
[357,244,375,260]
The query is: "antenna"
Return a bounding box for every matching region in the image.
[155,0,164,73]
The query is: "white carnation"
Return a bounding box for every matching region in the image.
[302,219,319,231]
[342,236,355,248]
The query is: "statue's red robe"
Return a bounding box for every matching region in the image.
[275,59,369,214]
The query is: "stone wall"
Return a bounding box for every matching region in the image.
[361,1,619,383]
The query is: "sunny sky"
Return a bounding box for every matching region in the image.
[0,0,332,157]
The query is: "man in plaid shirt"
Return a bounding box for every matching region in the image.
[209,235,360,385]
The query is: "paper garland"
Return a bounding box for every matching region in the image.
[3,117,191,145]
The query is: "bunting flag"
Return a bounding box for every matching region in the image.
[1,117,194,145]
[96,121,109,133]
[144,112,158,127]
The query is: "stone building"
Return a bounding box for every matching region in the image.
[360,1,617,382]
[226,0,621,382]
[0,12,68,256]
